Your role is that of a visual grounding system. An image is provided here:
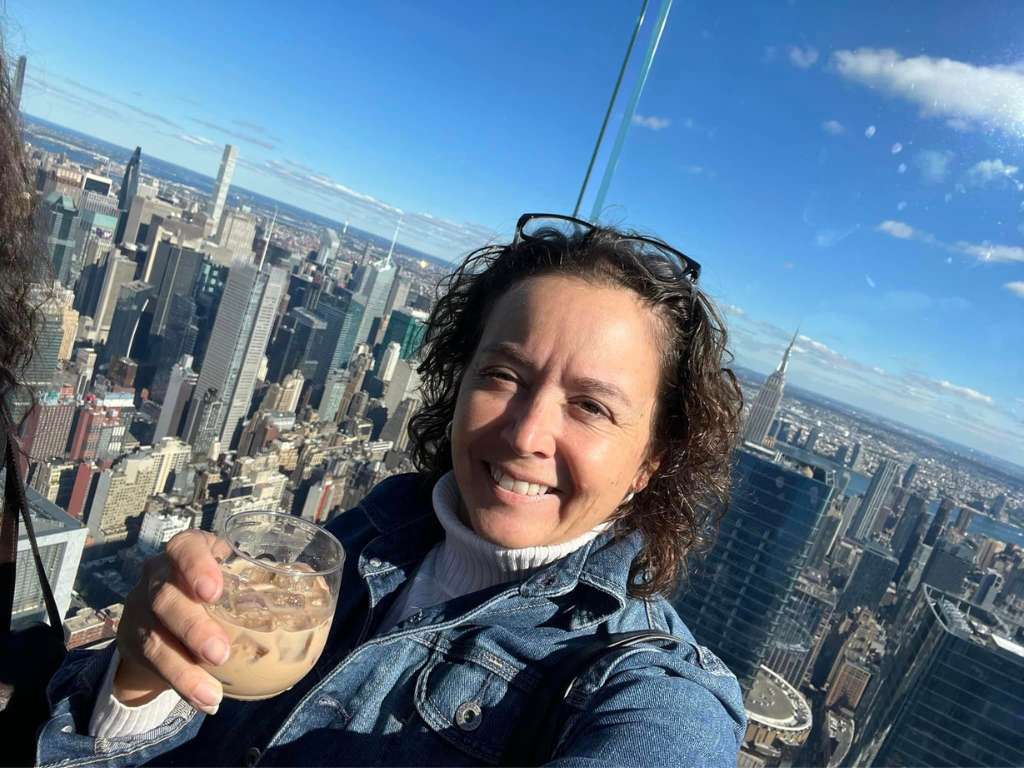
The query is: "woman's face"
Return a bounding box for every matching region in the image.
[451,274,664,548]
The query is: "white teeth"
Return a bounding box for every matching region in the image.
[488,465,549,496]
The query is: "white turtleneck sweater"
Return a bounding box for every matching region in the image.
[89,472,608,739]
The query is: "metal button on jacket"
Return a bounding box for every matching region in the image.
[454,701,483,731]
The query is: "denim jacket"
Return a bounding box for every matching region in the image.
[37,473,746,767]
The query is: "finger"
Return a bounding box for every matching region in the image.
[132,618,224,714]
[165,530,230,603]
[149,574,232,668]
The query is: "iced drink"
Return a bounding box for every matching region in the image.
[199,511,344,701]
[201,560,333,699]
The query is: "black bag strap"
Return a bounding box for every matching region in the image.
[0,401,64,641]
[528,629,682,765]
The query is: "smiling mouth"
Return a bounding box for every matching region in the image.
[485,462,558,497]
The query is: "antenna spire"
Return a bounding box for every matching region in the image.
[258,207,278,269]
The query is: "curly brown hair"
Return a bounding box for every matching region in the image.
[0,42,44,410]
[407,224,743,598]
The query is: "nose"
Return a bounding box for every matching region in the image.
[500,389,557,458]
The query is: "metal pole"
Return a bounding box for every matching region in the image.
[572,0,650,218]
[588,0,673,223]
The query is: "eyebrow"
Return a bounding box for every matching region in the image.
[479,342,634,408]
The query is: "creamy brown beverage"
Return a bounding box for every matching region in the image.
[201,559,333,700]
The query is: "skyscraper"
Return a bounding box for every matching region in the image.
[315,288,366,375]
[672,445,834,688]
[919,540,975,596]
[382,308,428,360]
[351,254,396,348]
[836,542,898,614]
[115,147,141,244]
[853,587,1024,766]
[1,474,86,628]
[741,330,798,446]
[317,227,340,265]
[185,261,287,448]
[923,496,955,546]
[40,192,80,286]
[13,55,26,111]
[154,355,197,441]
[208,144,237,234]
[892,493,929,586]
[847,458,900,542]
[902,461,919,489]
[101,281,154,366]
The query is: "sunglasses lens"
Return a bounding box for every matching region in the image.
[519,215,589,241]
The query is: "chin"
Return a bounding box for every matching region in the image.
[471,509,556,549]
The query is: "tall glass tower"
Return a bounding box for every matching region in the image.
[741,330,798,446]
[673,445,834,688]
[846,458,900,542]
[114,146,141,245]
[209,144,238,234]
[351,256,396,348]
[854,586,1024,766]
[185,261,287,449]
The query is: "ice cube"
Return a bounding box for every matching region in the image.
[236,611,275,632]
[233,590,268,612]
[216,572,240,610]
[278,632,314,663]
[231,633,270,664]
[265,590,306,609]
[239,565,275,585]
[275,610,314,632]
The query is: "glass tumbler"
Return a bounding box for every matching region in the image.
[200,511,344,700]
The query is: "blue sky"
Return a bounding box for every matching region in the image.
[7,0,1024,464]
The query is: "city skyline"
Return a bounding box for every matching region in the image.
[6,0,1022,467]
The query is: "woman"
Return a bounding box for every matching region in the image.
[38,214,746,766]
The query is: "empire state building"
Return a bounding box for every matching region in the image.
[742,330,798,446]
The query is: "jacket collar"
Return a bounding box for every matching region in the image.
[357,472,644,619]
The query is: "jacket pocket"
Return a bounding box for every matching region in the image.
[413,649,535,765]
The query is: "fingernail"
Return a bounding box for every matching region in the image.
[201,636,230,666]
[195,577,218,602]
[193,681,222,713]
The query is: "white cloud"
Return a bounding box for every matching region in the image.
[955,241,1024,263]
[914,149,954,183]
[832,48,1024,137]
[938,379,994,404]
[966,158,1019,186]
[865,274,876,288]
[1004,281,1024,298]
[877,220,918,239]
[891,142,903,154]
[864,125,877,138]
[896,200,907,211]
[877,220,1024,264]
[897,163,907,174]
[632,114,671,131]
[177,133,217,148]
[788,46,820,69]
[822,119,845,135]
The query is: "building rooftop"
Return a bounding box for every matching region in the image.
[0,469,84,539]
[745,665,813,734]
[927,585,1023,661]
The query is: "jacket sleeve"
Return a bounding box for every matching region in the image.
[546,647,747,768]
[36,643,205,768]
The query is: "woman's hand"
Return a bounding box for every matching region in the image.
[113,530,231,714]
